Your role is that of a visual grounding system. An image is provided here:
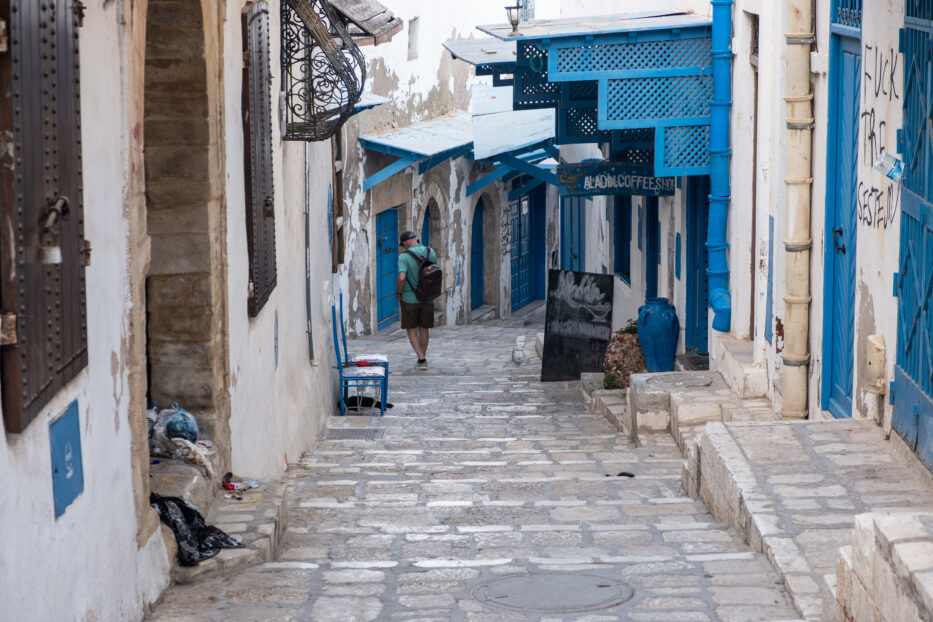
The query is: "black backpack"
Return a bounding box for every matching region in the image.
[406,248,443,302]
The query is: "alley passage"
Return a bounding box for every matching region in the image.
[147,319,800,621]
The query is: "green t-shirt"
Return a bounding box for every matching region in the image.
[398,244,438,304]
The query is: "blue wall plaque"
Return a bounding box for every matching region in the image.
[50,401,84,518]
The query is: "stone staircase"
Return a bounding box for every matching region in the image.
[150,458,289,584]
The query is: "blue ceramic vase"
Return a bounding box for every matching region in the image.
[637,297,679,372]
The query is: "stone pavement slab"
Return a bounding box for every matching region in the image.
[147,320,799,621]
[693,419,933,620]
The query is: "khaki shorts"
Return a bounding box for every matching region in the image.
[400,301,435,329]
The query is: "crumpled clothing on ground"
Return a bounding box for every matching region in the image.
[150,493,242,566]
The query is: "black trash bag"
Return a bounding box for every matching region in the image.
[150,493,243,566]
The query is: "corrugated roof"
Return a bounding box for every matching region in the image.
[359,112,474,159]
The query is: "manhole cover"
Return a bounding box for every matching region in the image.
[323,429,384,440]
[471,572,634,614]
[645,372,715,389]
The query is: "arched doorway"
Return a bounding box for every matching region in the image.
[143,1,229,457]
[471,201,485,310]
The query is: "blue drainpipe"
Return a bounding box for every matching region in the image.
[708,0,732,332]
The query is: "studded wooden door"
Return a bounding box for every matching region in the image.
[0,0,88,432]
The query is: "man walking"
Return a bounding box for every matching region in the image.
[397,230,437,370]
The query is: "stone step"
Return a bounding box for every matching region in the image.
[628,371,730,445]
[170,481,288,584]
[714,335,769,399]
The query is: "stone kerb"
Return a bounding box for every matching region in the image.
[829,512,933,622]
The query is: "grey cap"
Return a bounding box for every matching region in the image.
[399,230,417,244]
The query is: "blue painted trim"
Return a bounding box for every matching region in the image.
[509,178,545,201]
[364,155,422,191]
[497,154,559,186]
[708,0,733,333]
[675,232,682,280]
[418,144,473,175]
[543,144,561,160]
[830,23,861,38]
[537,22,712,55]
[467,165,512,196]
[637,203,643,251]
[550,61,713,83]
[359,137,426,160]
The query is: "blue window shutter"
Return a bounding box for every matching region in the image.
[613,196,632,282]
[675,232,682,280]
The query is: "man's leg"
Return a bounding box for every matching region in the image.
[406,328,425,360]
[419,327,430,359]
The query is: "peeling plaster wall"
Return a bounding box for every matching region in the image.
[223,1,338,479]
[725,0,790,400]
[0,2,171,620]
[339,1,524,335]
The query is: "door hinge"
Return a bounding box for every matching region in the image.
[0,19,8,53]
[889,381,896,405]
[1,313,17,346]
[893,272,899,297]
[82,240,92,267]
[74,1,86,27]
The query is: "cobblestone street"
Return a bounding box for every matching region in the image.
[147,318,801,621]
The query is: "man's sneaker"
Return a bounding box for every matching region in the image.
[415,359,428,370]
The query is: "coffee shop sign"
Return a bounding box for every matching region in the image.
[557,161,676,198]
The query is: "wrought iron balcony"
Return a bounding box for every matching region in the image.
[281,0,365,141]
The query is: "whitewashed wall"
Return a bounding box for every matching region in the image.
[223,1,338,479]
[0,2,171,620]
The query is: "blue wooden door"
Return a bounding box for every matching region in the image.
[471,202,485,310]
[686,177,710,354]
[421,208,430,248]
[645,197,660,299]
[511,195,534,311]
[561,197,586,271]
[376,208,399,329]
[892,22,933,469]
[823,36,860,419]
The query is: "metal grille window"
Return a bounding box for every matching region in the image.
[0,0,88,432]
[281,0,365,141]
[244,2,277,316]
[832,0,862,27]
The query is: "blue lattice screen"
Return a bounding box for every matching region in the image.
[553,37,711,77]
[833,0,862,27]
[604,76,712,125]
[538,24,712,175]
[513,41,561,109]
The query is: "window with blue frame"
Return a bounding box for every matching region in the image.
[613,196,632,283]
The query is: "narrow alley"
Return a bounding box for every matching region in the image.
[146,317,799,621]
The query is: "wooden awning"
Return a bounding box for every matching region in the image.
[330,0,403,46]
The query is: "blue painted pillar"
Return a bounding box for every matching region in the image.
[708,0,733,332]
